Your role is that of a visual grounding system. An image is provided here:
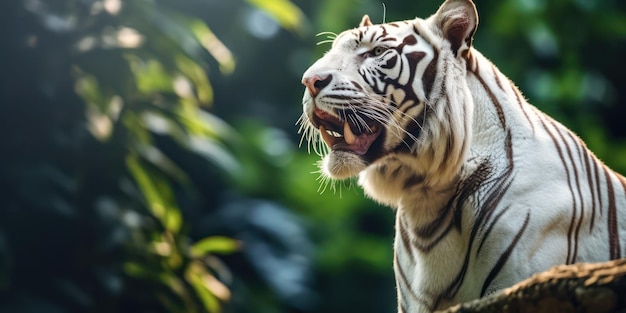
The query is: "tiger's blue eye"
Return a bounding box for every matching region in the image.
[363,46,387,58]
[373,46,386,56]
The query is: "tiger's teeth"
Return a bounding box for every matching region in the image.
[319,125,335,147]
[344,122,356,145]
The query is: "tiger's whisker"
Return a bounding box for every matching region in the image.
[316,31,338,38]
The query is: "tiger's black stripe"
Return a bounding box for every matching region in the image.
[412,217,456,253]
[582,143,598,233]
[453,159,493,231]
[538,117,578,264]
[552,124,584,264]
[569,131,589,262]
[414,204,454,238]
[394,251,434,310]
[398,216,416,261]
[471,64,506,129]
[422,50,439,99]
[441,132,514,301]
[476,206,511,254]
[594,153,604,217]
[605,168,621,259]
[480,211,531,296]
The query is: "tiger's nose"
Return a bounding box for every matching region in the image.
[302,74,333,97]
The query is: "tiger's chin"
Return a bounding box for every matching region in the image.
[321,151,368,180]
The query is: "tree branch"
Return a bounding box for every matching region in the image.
[438,258,626,313]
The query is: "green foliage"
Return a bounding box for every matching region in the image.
[191,237,241,257]
[246,0,308,36]
[0,1,305,313]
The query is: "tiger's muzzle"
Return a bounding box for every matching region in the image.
[303,74,384,158]
[312,107,382,156]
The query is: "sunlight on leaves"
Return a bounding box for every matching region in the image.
[153,241,173,257]
[127,56,174,94]
[74,73,122,140]
[142,111,181,138]
[186,136,242,177]
[103,0,122,15]
[116,27,144,48]
[246,0,307,35]
[177,107,236,140]
[126,154,182,232]
[189,20,235,74]
[175,55,213,105]
[123,262,152,279]
[135,144,190,185]
[186,262,221,313]
[74,74,102,106]
[204,274,231,302]
[173,75,195,99]
[124,112,152,144]
[138,5,217,73]
[86,105,113,140]
[191,236,241,257]
[162,272,199,313]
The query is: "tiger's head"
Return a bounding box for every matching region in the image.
[300,0,478,192]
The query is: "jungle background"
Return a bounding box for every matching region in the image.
[0,0,625,312]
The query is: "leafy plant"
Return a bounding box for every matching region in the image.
[0,0,306,312]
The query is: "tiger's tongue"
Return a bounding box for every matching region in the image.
[320,122,378,155]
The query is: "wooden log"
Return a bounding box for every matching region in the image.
[437,258,626,313]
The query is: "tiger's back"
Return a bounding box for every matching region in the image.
[299,0,626,311]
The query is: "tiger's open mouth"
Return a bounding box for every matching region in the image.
[312,108,382,156]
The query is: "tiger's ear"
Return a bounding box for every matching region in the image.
[359,15,373,27]
[433,0,478,57]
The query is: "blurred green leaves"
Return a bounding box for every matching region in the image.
[189,20,235,74]
[191,237,241,257]
[0,0,306,312]
[246,0,308,36]
[126,153,183,232]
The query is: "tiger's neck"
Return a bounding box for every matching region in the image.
[385,49,532,229]
[464,49,536,154]
[359,47,536,279]
[376,50,544,310]
[378,48,535,210]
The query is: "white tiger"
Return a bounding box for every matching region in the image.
[298,0,626,311]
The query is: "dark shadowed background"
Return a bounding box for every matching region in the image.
[0,0,624,312]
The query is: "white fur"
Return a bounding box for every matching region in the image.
[300,0,626,311]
